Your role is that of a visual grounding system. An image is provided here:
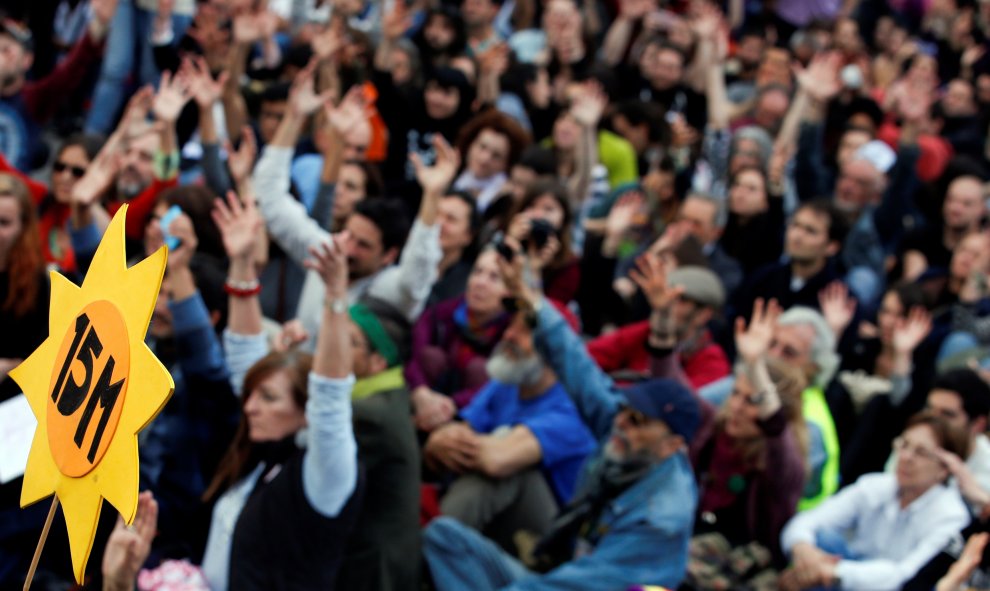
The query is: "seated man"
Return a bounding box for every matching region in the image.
[423,245,701,590]
[587,266,730,389]
[423,304,598,548]
[780,412,970,591]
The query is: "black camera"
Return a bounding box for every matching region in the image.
[494,238,515,262]
[528,219,555,250]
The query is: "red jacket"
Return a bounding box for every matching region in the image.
[587,320,730,390]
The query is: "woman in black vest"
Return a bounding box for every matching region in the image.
[199,193,364,590]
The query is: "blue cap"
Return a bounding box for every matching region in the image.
[621,379,701,441]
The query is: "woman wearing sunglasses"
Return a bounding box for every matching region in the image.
[42,135,105,276]
[0,133,102,276]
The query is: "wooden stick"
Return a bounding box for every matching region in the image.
[23,497,59,591]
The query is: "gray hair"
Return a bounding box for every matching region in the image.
[731,126,773,171]
[776,306,839,387]
[685,192,728,229]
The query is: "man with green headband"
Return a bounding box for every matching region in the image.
[330,294,421,591]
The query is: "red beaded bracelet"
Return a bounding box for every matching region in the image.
[224,279,262,298]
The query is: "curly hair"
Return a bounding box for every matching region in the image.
[456,109,532,176]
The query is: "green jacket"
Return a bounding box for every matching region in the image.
[335,372,421,591]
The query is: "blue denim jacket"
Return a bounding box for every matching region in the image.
[505,300,698,590]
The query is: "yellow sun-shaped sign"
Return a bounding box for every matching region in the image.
[11,204,174,584]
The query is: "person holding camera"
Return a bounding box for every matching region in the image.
[504,179,580,304]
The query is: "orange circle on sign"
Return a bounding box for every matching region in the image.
[47,300,130,477]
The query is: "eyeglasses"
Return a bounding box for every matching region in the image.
[893,436,942,463]
[53,161,86,178]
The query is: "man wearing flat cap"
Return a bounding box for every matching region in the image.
[423,244,702,591]
[588,263,731,390]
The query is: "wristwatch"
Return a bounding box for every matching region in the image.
[326,297,348,314]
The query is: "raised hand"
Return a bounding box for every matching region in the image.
[818,281,856,338]
[309,23,344,61]
[735,298,781,363]
[630,252,683,311]
[289,61,333,117]
[224,126,258,186]
[605,191,646,239]
[382,0,411,41]
[183,55,228,109]
[324,86,368,136]
[304,232,350,297]
[233,8,279,44]
[570,80,607,128]
[117,85,154,139]
[72,151,119,207]
[795,51,843,103]
[690,1,723,41]
[152,70,192,123]
[891,306,932,354]
[648,220,690,257]
[212,191,262,262]
[477,42,510,77]
[494,235,537,304]
[410,134,461,196]
[102,491,157,591]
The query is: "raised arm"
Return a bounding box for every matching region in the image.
[213,190,268,394]
[498,240,623,440]
[566,81,606,209]
[601,0,652,66]
[370,134,460,318]
[252,63,334,265]
[692,4,729,132]
[301,232,360,517]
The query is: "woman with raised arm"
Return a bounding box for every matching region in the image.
[200,192,363,590]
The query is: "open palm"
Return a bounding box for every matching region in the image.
[411,134,461,194]
[212,191,262,261]
[736,298,780,362]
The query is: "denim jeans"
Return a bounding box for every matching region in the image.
[423,516,535,591]
[85,0,191,134]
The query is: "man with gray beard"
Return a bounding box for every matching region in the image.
[423,245,702,591]
[423,304,597,549]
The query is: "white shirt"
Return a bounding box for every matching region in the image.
[781,472,969,591]
[253,146,443,350]
[202,331,358,591]
[969,433,990,495]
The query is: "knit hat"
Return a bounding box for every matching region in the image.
[622,379,701,441]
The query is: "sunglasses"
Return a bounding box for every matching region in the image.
[621,406,650,427]
[53,161,86,178]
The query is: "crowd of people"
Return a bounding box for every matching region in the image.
[5,0,990,588]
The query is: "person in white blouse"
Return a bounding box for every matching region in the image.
[780,411,971,591]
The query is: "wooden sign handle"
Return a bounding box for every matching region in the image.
[23,497,59,591]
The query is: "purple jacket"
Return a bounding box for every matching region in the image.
[405,297,510,408]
